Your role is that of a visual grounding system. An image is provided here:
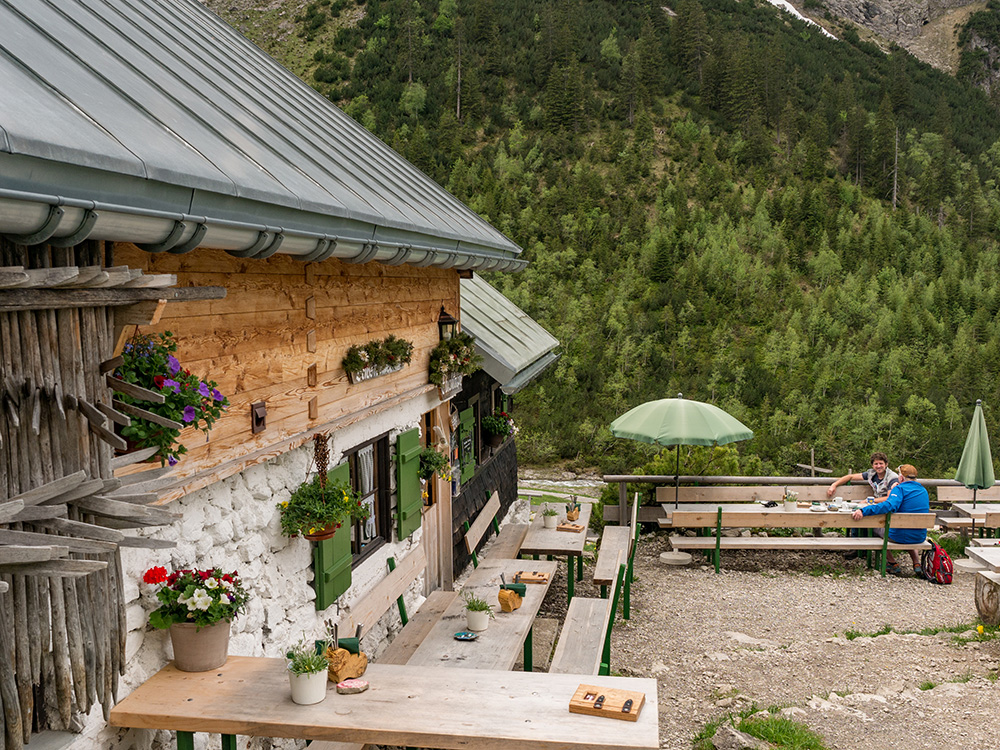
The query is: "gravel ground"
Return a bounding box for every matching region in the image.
[594,531,1000,749]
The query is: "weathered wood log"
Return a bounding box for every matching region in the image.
[109,447,159,470]
[12,577,31,744]
[110,465,173,488]
[74,573,97,712]
[30,578,43,686]
[9,504,68,523]
[0,285,225,312]
[110,549,125,699]
[28,517,124,543]
[98,356,123,375]
[87,562,107,711]
[111,400,182,430]
[117,537,176,549]
[0,529,115,554]
[72,496,180,525]
[0,560,107,577]
[37,477,104,507]
[61,577,86,710]
[95,401,129,427]
[975,571,1000,626]
[104,376,165,405]
[0,546,67,565]
[0,583,24,750]
[48,576,73,725]
[0,502,24,523]
[97,492,159,505]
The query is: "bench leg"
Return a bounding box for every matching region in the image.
[714,508,722,574]
[567,556,575,602]
[600,584,608,599]
[222,736,237,750]
[577,554,583,581]
[176,732,194,750]
[524,626,533,672]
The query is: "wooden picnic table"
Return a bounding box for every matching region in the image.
[109,656,659,750]
[953,503,1000,522]
[520,503,592,601]
[966,546,1000,571]
[407,558,557,672]
[659,502,897,529]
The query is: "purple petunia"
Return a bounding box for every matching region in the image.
[167,355,180,375]
[163,378,181,394]
[182,405,197,423]
[167,455,178,466]
[212,389,224,402]
[198,381,211,398]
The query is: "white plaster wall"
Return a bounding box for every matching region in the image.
[76,391,441,750]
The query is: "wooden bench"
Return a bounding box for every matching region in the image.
[463,491,528,567]
[668,510,934,575]
[936,485,1000,505]
[594,494,639,617]
[311,543,456,750]
[550,556,626,676]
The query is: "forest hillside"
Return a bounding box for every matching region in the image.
[207,0,1000,479]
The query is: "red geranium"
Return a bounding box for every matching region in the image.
[142,566,168,584]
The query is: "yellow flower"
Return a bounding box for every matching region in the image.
[281,501,288,508]
[978,625,985,634]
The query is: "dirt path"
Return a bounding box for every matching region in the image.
[609,532,1000,749]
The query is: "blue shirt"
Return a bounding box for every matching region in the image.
[861,481,930,544]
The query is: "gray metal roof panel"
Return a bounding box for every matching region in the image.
[460,275,559,386]
[0,0,523,261]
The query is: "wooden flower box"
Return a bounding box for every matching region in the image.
[437,373,463,400]
[346,363,404,384]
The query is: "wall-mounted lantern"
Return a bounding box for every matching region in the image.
[437,306,458,341]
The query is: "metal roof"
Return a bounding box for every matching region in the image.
[460,274,559,394]
[0,0,525,272]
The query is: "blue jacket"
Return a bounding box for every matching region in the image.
[861,481,930,544]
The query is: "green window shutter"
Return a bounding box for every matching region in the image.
[459,407,476,483]
[312,461,352,611]
[396,428,422,539]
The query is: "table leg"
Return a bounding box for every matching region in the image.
[176,732,194,750]
[600,584,608,599]
[222,736,237,750]
[567,556,575,602]
[524,626,533,672]
[576,554,583,581]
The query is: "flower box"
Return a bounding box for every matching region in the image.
[437,373,463,400]
[346,363,405,385]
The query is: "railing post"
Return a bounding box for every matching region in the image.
[618,481,627,525]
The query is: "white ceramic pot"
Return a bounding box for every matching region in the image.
[289,669,328,705]
[783,500,797,512]
[466,609,490,632]
[543,515,558,529]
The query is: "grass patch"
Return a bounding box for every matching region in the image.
[929,530,966,559]
[949,672,973,683]
[918,681,936,690]
[808,562,847,578]
[844,624,892,640]
[695,707,828,750]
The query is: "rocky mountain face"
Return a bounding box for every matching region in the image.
[820,0,974,41]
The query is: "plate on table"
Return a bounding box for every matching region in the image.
[453,631,478,641]
[809,504,828,512]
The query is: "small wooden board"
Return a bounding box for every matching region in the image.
[512,570,550,584]
[570,684,644,722]
[558,522,585,533]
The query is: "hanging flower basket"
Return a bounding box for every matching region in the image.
[346,363,405,384]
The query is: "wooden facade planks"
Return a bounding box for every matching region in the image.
[113,245,460,499]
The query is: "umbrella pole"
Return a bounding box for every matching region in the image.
[675,445,680,509]
[973,487,978,510]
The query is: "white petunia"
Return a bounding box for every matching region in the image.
[190,589,212,611]
[204,578,218,589]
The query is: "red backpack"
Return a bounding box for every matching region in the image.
[920,538,953,584]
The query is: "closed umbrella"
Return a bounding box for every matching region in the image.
[955,399,995,509]
[610,394,754,507]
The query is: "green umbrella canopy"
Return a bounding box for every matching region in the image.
[609,395,754,447]
[955,399,995,491]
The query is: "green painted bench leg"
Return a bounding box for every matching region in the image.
[714,507,722,574]
[600,584,608,599]
[222,736,237,750]
[567,556,575,602]
[577,554,583,580]
[176,732,194,750]
[880,514,891,576]
[463,521,479,568]
[524,626,533,672]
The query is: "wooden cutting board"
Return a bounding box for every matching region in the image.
[569,684,645,722]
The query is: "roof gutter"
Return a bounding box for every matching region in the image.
[0,188,528,273]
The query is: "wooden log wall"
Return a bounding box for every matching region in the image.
[113,245,461,502]
[0,238,181,748]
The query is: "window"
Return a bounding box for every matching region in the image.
[345,434,391,562]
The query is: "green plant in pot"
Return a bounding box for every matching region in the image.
[463,592,495,632]
[278,434,370,541]
[417,446,450,481]
[428,331,481,386]
[285,638,330,705]
[542,503,559,529]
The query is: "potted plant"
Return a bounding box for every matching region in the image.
[278,434,370,541]
[285,638,330,705]
[417,446,450,482]
[463,592,495,632]
[482,410,516,448]
[428,331,481,397]
[113,331,229,466]
[141,565,250,672]
[542,503,559,529]
[342,335,414,383]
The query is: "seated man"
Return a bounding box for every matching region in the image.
[827,451,899,500]
[851,464,930,576]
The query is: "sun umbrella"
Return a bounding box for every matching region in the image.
[955,399,995,509]
[610,394,754,506]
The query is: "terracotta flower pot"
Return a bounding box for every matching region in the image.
[303,522,342,542]
[169,621,230,672]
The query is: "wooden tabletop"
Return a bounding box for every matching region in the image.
[520,504,592,557]
[966,546,1000,571]
[109,657,659,750]
[407,558,557,670]
[952,503,1000,521]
